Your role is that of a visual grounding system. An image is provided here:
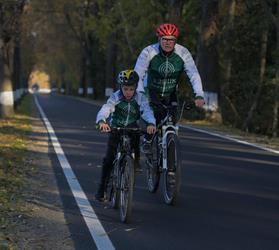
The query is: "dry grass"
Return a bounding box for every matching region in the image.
[0,95,33,249]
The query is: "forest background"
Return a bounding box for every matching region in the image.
[0,0,278,137]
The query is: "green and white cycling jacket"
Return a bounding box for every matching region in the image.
[134,43,204,98]
[96,90,156,127]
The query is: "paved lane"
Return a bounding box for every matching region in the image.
[36,93,279,250]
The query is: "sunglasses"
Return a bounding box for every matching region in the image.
[161,37,176,43]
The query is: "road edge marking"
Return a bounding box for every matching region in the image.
[180,125,279,155]
[34,95,115,250]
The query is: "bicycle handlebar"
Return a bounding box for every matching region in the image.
[155,101,196,128]
[109,127,147,135]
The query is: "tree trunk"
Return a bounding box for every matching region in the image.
[271,2,279,138]
[0,40,15,117]
[242,29,268,131]
[105,34,117,92]
[196,0,219,93]
[118,2,134,55]
[13,43,21,106]
[272,84,279,137]
[80,45,87,97]
[219,0,237,124]
[222,0,236,87]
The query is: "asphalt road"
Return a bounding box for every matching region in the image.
[36,93,279,250]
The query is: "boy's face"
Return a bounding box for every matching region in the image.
[121,85,136,100]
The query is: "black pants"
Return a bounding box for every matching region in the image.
[149,91,178,125]
[99,129,140,188]
[143,91,177,144]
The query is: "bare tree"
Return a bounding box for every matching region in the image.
[242,0,277,134]
[118,2,134,55]
[271,1,278,137]
[196,0,219,93]
[242,29,268,131]
[219,0,238,124]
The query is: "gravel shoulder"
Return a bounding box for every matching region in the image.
[10,101,75,249]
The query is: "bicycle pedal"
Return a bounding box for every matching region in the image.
[167,172,175,176]
[135,168,143,173]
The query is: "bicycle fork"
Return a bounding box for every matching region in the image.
[161,125,178,171]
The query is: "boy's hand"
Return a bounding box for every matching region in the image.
[195,98,205,108]
[146,125,156,134]
[99,122,111,132]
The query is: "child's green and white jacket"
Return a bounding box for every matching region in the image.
[96,90,156,128]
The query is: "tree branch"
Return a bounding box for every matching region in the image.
[63,10,83,46]
[261,0,278,29]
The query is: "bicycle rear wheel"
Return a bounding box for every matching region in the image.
[145,134,160,193]
[162,133,181,205]
[119,155,134,223]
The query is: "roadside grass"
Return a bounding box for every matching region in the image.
[0,95,34,249]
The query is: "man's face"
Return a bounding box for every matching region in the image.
[122,85,136,100]
[160,35,176,53]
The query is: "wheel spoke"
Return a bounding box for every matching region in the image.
[145,134,160,193]
[163,134,181,205]
[119,156,134,223]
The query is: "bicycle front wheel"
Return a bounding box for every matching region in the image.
[110,161,119,209]
[145,134,160,193]
[119,155,134,223]
[162,133,181,205]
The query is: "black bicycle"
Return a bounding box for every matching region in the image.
[106,127,141,223]
[144,104,182,205]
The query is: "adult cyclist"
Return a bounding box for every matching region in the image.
[134,23,205,125]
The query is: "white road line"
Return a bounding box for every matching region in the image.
[180,125,279,155]
[34,96,115,250]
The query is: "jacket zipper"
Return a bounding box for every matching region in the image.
[125,102,131,126]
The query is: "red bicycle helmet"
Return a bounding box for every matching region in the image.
[156,23,179,38]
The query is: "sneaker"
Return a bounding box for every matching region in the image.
[95,186,105,202]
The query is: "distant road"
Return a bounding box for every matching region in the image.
[36,93,279,250]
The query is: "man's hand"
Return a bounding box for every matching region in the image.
[99,122,111,132]
[147,125,156,134]
[195,98,205,108]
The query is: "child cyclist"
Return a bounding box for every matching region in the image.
[95,69,156,201]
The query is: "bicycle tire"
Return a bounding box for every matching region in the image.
[145,134,160,193]
[119,155,134,223]
[110,160,120,209]
[162,133,181,205]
